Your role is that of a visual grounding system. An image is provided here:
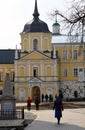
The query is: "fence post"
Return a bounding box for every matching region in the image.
[22,107,24,119]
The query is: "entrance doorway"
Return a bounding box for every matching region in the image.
[32,86,40,101]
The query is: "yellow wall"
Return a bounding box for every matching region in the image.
[55,45,85,81]
[21,33,52,52]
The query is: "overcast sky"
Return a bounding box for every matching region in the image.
[0,0,72,49]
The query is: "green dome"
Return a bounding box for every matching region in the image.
[52,21,60,26]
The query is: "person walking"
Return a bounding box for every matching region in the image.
[27,97,32,111]
[35,96,40,110]
[53,95,63,124]
[45,94,48,102]
[42,94,44,102]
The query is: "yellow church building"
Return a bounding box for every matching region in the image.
[0,0,85,101]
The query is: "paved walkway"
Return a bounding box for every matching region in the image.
[24,108,85,130]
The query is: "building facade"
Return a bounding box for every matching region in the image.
[0,0,85,101]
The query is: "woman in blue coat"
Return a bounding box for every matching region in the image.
[53,96,63,124]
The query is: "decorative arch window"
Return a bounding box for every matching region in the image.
[33,67,38,77]
[43,37,49,50]
[73,50,78,60]
[47,67,51,76]
[62,68,68,77]
[23,38,28,50]
[20,67,24,76]
[62,50,67,60]
[33,39,38,50]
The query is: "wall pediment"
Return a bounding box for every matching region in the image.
[20,51,50,60]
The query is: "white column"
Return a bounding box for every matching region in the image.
[27,61,30,80]
[14,61,18,81]
[29,35,31,51]
[53,47,56,58]
[54,60,57,81]
[28,36,29,51]
[40,60,44,80]
[15,45,18,59]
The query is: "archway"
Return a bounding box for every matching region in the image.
[32,86,40,102]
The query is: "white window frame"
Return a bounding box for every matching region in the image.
[83,50,85,60]
[73,68,78,77]
[33,67,38,77]
[32,65,39,77]
[73,50,78,60]
[62,68,68,77]
[32,37,38,50]
[62,50,68,60]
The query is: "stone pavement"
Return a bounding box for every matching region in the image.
[24,108,85,130]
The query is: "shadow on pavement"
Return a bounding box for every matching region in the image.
[24,119,85,130]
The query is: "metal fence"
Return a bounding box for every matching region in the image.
[0,108,24,120]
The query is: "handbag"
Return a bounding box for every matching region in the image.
[59,104,64,111]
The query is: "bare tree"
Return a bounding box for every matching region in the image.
[51,0,85,43]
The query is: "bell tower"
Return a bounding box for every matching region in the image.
[20,0,52,53]
[52,13,60,35]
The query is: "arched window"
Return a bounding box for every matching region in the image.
[47,67,51,76]
[33,67,38,77]
[20,67,24,76]
[33,39,38,50]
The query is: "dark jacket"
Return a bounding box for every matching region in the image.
[53,96,63,118]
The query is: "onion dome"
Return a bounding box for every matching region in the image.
[21,0,50,33]
[52,21,60,35]
[53,21,60,26]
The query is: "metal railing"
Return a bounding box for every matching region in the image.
[0,108,24,120]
